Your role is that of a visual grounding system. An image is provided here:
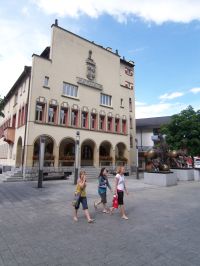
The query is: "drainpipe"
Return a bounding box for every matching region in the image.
[22,68,31,178]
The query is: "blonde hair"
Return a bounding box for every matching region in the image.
[117,166,125,174]
[79,170,86,178]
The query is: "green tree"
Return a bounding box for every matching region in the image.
[161,105,200,156]
[0,97,4,118]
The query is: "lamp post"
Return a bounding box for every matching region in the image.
[38,135,46,188]
[135,138,139,179]
[74,131,80,185]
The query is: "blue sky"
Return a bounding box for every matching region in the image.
[1,0,200,118]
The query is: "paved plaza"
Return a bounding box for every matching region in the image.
[0,175,200,266]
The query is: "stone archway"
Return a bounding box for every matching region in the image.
[115,142,128,166]
[81,139,96,166]
[16,137,22,168]
[33,135,54,166]
[59,138,75,166]
[99,141,113,166]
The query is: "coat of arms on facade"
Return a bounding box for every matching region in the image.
[86,50,96,81]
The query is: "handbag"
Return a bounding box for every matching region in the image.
[72,184,83,207]
[72,192,81,207]
[112,195,118,209]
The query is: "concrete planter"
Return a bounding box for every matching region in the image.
[171,168,194,181]
[144,172,177,187]
[194,169,200,181]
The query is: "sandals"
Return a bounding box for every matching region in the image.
[88,219,95,223]
[122,215,129,220]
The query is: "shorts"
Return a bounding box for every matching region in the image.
[75,196,88,210]
[99,192,107,204]
[117,190,124,205]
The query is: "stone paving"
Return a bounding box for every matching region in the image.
[0,175,200,265]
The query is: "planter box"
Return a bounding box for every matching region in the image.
[144,172,177,187]
[171,168,194,181]
[194,169,200,181]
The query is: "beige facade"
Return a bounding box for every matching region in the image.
[0,23,136,177]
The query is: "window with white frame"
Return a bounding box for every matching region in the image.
[44,76,49,87]
[100,93,112,107]
[63,82,78,98]
[81,112,88,128]
[91,114,97,130]
[99,115,105,130]
[60,108,68,125]
[48,105,57,123]
[107,117,113,132]
[36,103,44,122]
[71,110,78,127]
[115,118,120,133]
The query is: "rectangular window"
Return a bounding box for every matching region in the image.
[63,82,78,98]
[48,106,57,123]
[125,67,133,76]
[99,115,105,130]
[44,76,49,87]
[107,117,113,132]
[23,80,26,93]
[60,108,68,126]
[130,135,133,148]
[120,98,124,107]
[130,117,133,129]
[153,128,160,135]
[71,110,78,127]
[18,109,21,127]
[14,92,18,106]
[12,114,16,128]
[36,103,44,122]
[115,118,120,133]
[81,112,88,129]
[91,114,97,130]
[100,93,112,107]
[122,120,127,134]
[21,106,25,125]
[129,98,132,112]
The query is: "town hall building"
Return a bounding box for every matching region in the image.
[0,21,136,178]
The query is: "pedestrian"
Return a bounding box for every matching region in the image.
[94,167,113,213]
[110,166,129,220]
[73,170,95,223]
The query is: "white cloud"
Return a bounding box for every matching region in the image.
[33,0,200,24]
[159,92,184,100]
[136,102,187,118]
[0,19,49,97]
[21,6,30,17]
[190,87,200,94]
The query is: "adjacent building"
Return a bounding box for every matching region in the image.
[0,21,136,177]
[136,116,171,170]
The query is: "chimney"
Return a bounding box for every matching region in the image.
[55,19,58,26]
[116,49,119,55]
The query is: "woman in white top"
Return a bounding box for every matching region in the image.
[112,166,129,219]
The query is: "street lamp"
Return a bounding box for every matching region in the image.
[38,135,46,188]
[74,131,80,185]
[135,138,139,179]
